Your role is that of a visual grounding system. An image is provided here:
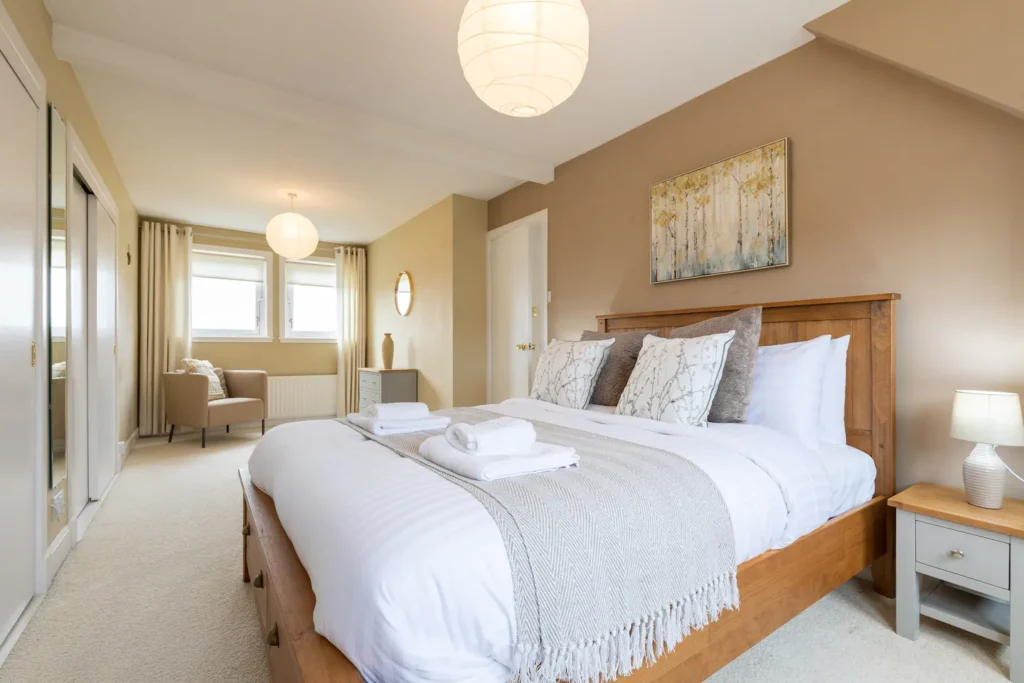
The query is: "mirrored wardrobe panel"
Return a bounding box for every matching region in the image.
[49,104,68,540]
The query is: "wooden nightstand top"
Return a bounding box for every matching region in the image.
[358,368,417,374]
[890,483,1024,539]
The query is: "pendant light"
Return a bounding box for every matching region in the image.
[266,193,318,260]
[457,0,590,118]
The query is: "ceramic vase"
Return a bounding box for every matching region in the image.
[381,333,394,370]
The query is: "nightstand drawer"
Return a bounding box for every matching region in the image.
[359,372,380,392]
[916,520,1009,589]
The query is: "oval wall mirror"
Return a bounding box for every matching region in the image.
[395,272,413,316]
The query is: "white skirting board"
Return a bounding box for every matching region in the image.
[268,374,337,420]
[117,428,139,471]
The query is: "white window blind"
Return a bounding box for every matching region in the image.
[191,247,270,339]
[283,259,337,340]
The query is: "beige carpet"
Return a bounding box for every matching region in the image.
[0,432,1010,683]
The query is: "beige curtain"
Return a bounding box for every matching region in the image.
[336,246,367,416]
[139,221,192,436]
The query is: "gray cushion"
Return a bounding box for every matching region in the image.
[669,306,762,423]
[580,329,657,406]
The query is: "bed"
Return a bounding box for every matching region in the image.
[239,293,899,683]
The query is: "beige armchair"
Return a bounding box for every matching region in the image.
[164,369,268,448]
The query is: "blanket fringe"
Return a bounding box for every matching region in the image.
[510,571,740,683]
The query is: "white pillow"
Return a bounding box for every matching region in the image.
[530,338,614,410]
[819,335,851,445]
[616,332,735,427]
[746,335,831,450]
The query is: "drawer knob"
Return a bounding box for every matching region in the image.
[253,571,264,588]
[266,623,279,648]
[242,523,250,537]
[949,549,965,560]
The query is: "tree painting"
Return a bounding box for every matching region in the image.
[651,139,788,283]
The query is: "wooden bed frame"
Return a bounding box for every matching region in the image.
[239,293,900,683]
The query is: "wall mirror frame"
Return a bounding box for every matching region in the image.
[395,271,413,316]
[49,104,68,491]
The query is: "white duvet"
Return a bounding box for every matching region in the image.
[248,399,875,683]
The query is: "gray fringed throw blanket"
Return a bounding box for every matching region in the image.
[345,408,738,683]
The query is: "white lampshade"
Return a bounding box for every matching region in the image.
[457,0,589,118]
[266,211,318,260]
[950,390,1024,446]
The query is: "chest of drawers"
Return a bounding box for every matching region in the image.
[358,369,418,412]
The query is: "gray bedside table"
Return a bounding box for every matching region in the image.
[890,483,1024,681]
[358,368,418,412]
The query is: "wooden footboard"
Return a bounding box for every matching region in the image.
[240,468,888,683]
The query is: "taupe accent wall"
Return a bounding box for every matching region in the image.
[488,40,1024,495]
[367,195,488,410]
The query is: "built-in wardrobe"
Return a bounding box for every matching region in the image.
[0,6,120,656]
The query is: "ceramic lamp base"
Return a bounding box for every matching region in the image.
[963,443,1006,509]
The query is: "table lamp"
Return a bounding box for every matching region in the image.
[950,389,1024,509]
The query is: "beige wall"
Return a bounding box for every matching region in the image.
[6,0,140,444]
[180,223,343,375]
[366,195,488,410]
[488,40,1024,496]
[368,198,455,409]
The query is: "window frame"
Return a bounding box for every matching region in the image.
[279,255,338,342]
[190,245,273,342]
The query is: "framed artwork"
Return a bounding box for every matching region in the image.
[650,138,789,284]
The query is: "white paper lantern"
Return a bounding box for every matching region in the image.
[458,0,589,118]
[266,203,318,260]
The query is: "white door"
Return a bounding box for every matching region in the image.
[487,213,547,403]
[0,46,40,645]
[87,196,117,500]
[67,179,89,518]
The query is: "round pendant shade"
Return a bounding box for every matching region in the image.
[266,211,319,260]
[457,0,589,118]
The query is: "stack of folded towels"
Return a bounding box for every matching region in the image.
[347,402,451,435]
[419,417,579,481]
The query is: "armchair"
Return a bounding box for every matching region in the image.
[164,369,268,447]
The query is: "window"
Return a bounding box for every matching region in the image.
[282,258,337,340]
[191,248,271,340]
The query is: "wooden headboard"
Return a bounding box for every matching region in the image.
[597,294,899,497]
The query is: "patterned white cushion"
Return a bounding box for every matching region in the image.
[530,338,615,410]
[616,332,736,427]
[182,358,226,400]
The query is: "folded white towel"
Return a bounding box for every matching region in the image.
[419,435,578,481]
[347,413,451,436]
[361,402,430,420]
[445,417,537,456]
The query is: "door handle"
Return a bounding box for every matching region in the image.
[515,343,537,351]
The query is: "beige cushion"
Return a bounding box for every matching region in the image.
[579,330,656,406]
[213,367,229,398]
[207,397,263,426]
[669,307,762,423]
[182,358,226,400]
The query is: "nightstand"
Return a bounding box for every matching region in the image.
[890,483,1024,681]
[358,368,418,412]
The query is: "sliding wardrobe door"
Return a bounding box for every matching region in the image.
[87,196,117,500]
[0,41,41,643]
[67,179,89,519]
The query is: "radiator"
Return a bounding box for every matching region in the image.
[267,374,337,420]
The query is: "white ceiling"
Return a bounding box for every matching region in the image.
[46,0,847,244]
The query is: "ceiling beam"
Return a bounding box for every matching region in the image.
[52,24,554,184]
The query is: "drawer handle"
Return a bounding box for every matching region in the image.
[253,571,264,588]
[242,523,250,537]
[266,623,279,648]
[949,549,965,560]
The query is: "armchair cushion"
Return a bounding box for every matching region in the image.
[207,397,263,427]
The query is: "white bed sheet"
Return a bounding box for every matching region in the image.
[817,442,877,517]
[248,399,866,683]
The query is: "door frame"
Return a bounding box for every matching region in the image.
[66,122,120,534]
[485,209,548,403]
